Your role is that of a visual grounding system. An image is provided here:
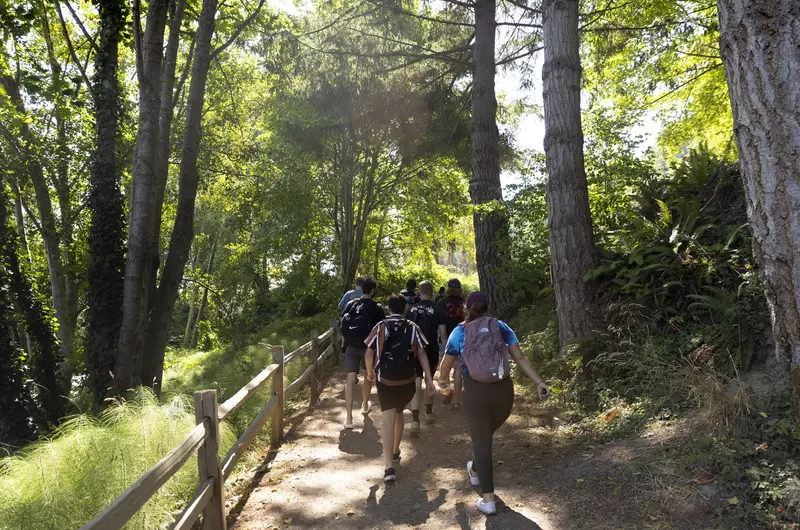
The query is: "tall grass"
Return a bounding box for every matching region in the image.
[0,312,332,530]
[0,390,236,529]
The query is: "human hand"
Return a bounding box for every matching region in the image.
[536,382,550,401]
[426,379,436,398]
[367,372,375,382]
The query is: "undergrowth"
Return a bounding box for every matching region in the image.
[0,312,332,529]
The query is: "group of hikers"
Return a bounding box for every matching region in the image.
[337,276,550,515]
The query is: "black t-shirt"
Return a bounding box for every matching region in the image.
[437,295,465,337]
[343,297,386,346]
[407,299,446,356]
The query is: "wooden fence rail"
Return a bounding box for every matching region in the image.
[81,318,343,530]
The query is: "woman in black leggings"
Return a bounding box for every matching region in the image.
[438,292,549,515]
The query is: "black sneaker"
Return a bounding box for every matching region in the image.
[392,451,401,463]
[384,467,396,482]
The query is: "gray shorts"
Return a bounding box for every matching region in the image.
[345,345,368,373]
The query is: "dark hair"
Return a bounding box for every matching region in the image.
[388,294,408,315]
[445,287,462,298]
[465,302,488,322]
[405,279,417,291]
[362,277,377,295]
[438,286,445,294]
[354,276,366,289]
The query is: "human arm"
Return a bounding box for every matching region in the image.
[415,347,436,397]
[508,343,549,400]
[365,348,376,381]
[438,354,456,388]
[438,324,447,352]
[338,292,351,313]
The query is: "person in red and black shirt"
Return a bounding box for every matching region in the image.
[437,278,465,408]
[365,295,435,483]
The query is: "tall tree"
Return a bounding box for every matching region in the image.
[471,0,512,311]
[717,0,800,422]
[542,0,599,349]
[86,0,126,406]
[0,178,36,446]
[116,0,169,391]
[141,0,219,393]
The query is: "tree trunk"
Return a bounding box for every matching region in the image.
[144,0,188,336]
[190,241,216,349]
[0,71,73,374]
[86,0,127,407]
[717,0,800,423]
[117,0,169,392]
[8,175,33,356]
[470,0,511,312]
[542,0,599,350]
[142,0,218,395]
[183,250,200,349]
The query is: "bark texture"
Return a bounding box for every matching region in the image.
[117,0,169,391]
[86,0,127,406]
[142,0,218,394]
[717,0,800,423]
[542,0,599,350]
[470,0,510,312]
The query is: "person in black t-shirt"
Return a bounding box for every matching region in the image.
[435,286,446,304]
[437,278,465,408]
[341,278,385,429]
[406,280,447,430]
[400,279,421,306]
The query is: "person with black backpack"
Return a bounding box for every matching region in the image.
[399,279,420,306]
[437,278,466,409]
[341,277,385,429]
[365,294,435,483]
[438,291,550,515]
[406,280,447,430]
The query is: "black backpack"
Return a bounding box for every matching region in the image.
[377,320,417,381]
[407,303,437,347]
[341,298,375,346]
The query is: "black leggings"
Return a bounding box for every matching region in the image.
[463,374,514,494]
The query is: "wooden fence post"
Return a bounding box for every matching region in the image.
[270,345,284,448]
[194,390,226,530]
[330,317,341,367]
[309,329,320,406]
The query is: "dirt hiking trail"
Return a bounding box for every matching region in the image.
[232,371,743,530]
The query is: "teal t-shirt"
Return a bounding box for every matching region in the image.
[445,319,518,376]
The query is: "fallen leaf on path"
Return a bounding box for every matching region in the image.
[347,509,355,516]
[576,478,585,483]
[728,497,740,505]
[283,517,292,524]
[759,411,768,418]
[497,460,504,465]
[603,407,619,422]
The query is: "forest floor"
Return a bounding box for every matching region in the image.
[230,371,749,530]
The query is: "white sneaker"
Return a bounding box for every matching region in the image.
[476,498,496,515]
[344,420,354,429]
[467,461,480,486]
[410,421,420,437]
[423,411,436,424]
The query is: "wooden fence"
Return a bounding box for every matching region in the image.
[81,319,342,530]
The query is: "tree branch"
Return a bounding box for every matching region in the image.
[53,0,92,91]
[502,0,541,15]
[363,0,474,27]
[210,0,268,61]
[61,0,98,52]
[173,35,196,107]
[132,0,144,83]
[646,62,722,106]
[496,45,542,66]
[445,0,476,8]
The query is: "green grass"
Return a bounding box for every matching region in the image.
[0,312,334,530]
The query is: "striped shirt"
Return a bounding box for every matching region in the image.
[364,315,428,383]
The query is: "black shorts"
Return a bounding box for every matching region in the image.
[415,345,440,378]
[345,345,367,373]
[376,381,416,412]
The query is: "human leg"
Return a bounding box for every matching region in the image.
[345,372,357,427]
[381,408,397,470]
[362,367,373,413]
[393,408,404,454]
[463,375,496,500]
[410,377,421,435]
